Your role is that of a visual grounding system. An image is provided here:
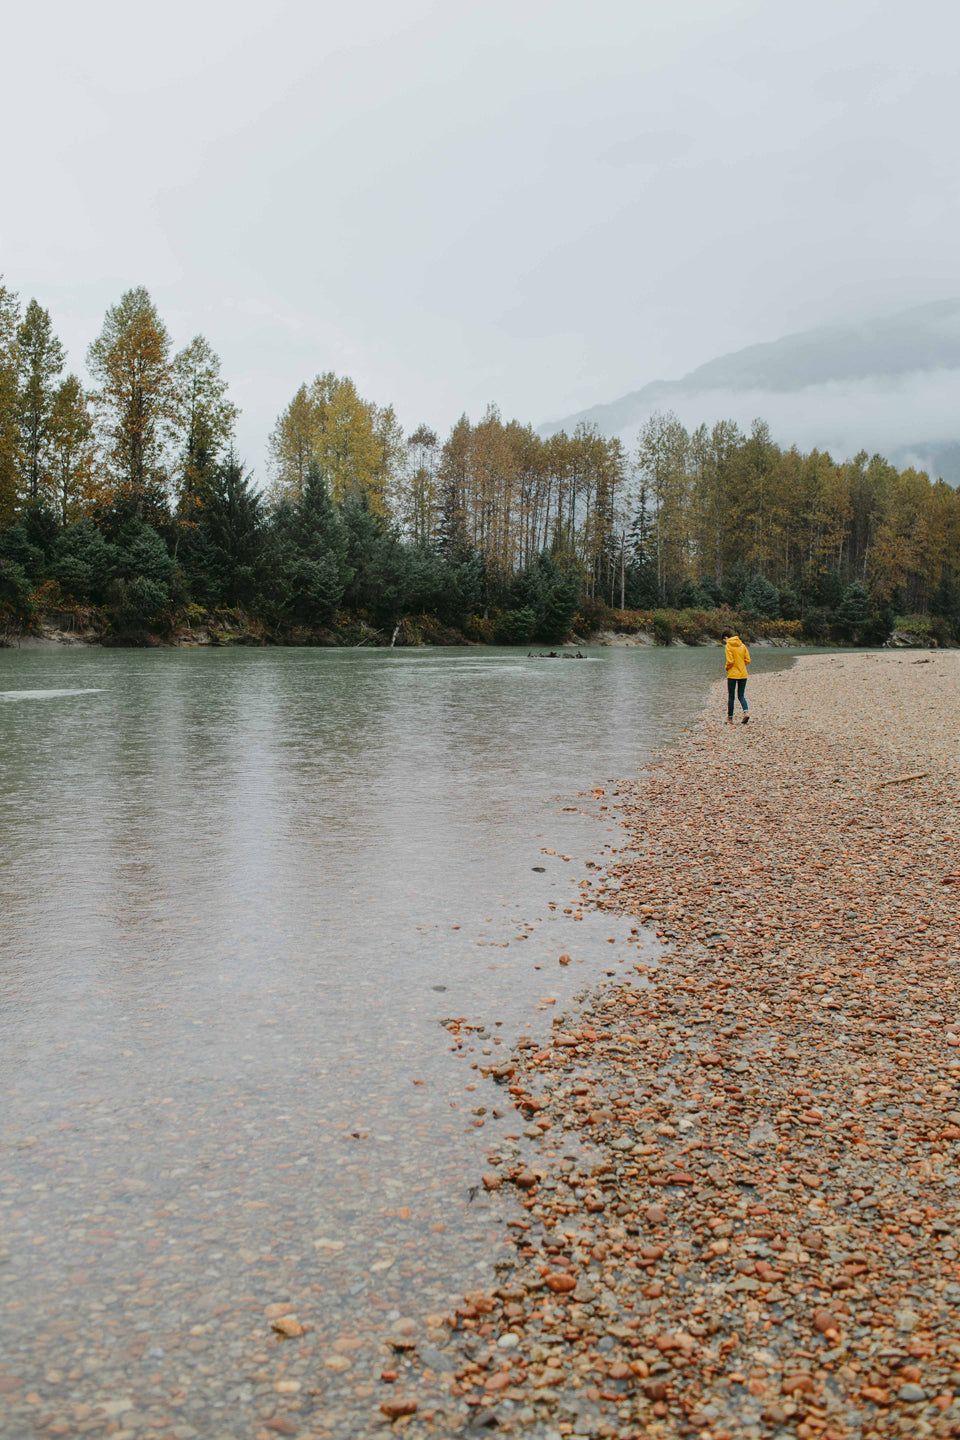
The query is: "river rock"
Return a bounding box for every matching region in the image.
[379,1397,418,1418]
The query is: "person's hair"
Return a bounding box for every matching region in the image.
[721,629,732,639]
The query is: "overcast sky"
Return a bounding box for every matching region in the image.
[3,0,958,477]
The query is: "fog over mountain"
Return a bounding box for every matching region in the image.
[539,300,960,484]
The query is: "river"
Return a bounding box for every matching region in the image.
[0,642,798,1437]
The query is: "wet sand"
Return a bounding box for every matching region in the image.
[427,652,960,1439]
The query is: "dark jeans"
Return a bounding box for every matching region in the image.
[727,677,748,717]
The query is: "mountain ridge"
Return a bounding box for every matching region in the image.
[538,299,960,481]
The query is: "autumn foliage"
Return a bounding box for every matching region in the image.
[2,278,960,644]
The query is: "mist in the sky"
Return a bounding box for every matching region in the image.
[542,300,960,479]
[2,0,959,474]
[620,374,960,481]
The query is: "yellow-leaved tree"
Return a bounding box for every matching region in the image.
[46,376,99,524]
[87,287,179,513]
[0,280,21,526]
[16,299,66,504]
[268,372,403,516]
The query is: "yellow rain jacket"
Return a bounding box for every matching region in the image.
[724,634,751,680]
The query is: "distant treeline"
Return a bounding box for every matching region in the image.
[2,281,959,645]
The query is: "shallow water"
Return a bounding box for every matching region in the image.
[0,642,798,1433]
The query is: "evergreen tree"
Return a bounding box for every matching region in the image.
[835,580,871,638]
[802,605,830,642]
[51,520,120,604]
[819,571,846,611]
[741,573,780,618]
[778,584,801,621]
[676,578,702,609]
[0,504,56,581]
[401,543,447,616]
[436,415,471,561]
[722,558,749,607]
[698,575,724,608]
[538,571,581,642]
[340,492,411,627]
[0,557,34,622]
[440,550,484,627]
[266,461,354,625]
[185,454,266,609]
[931,573,960,622]
[173,335,238,514]
[623,560,658,608]
[507,553,581,642]
[94,477,174,546]
[108,519,178,626]
[496,605,538,645]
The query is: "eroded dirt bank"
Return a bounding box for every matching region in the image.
[413,652,960,1440]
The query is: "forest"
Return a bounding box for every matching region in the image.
[2,280,960,647]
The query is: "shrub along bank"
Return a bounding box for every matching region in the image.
[1,472,953,650]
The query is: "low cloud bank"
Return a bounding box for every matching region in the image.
[616,368,960,480]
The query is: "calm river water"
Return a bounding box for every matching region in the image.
[0,643,797,1437]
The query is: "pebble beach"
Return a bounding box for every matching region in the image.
[412,651,960,1440]
[4,649,960,1440]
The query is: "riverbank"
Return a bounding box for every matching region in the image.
[418,653,960,1439]
[2,608,946,651]
[0,606,469,649]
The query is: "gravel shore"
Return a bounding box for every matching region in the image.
[419,651,960,1440]
[7,651,955,1440]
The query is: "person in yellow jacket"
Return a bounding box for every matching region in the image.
[721,629,751,725]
